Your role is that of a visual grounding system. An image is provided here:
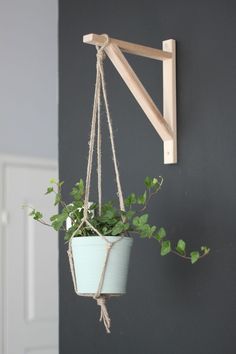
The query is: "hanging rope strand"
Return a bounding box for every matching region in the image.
[68,35,127,334]
[98,56,125,213]
[83,58,100,219]
[96,58,102,216]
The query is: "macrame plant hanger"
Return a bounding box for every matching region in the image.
[67,35,126,334]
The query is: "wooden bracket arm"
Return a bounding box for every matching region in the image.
[83,33,172,61]
[104,43,173,142]
[83,33,177,164]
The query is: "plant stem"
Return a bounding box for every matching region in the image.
[170,249,209,261]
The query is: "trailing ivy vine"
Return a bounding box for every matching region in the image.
[28,177,210,264]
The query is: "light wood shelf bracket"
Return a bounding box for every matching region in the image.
[83,33,177,164]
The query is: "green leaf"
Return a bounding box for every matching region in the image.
[152,176,163,192]
[51,212,67,231]
[50,214,59,221]
[102,226,113,235]
[124,193,136,207]
[45,187,54,195]
[64,224,82,241]
[139,224,156,238]
[49,178,57,184]
[122,210,135,220]
[29,209,43,221]
[190,251,200,264]
[176,239,186,255]
[111,221,125,236]
[123,223,130,232]
[33,211,43,220]
[137,191,147,205]
[201,246,210,255]
[77,179,84,194]
[138,224,149,238]
[161,240,171,256]
[104,209,116,219]
[154,227,166,241]
[139,214,148,224]
[152,178,158,187]
[132,214,149,228]
[144,176,152,189]
[59,181,64,188]
[29,209,36,216]
[98,204,118,224]
[132,216,139,227]
[70,179,84,201]
[54,193,61,206]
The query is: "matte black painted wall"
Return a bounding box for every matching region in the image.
[59,1,236,353]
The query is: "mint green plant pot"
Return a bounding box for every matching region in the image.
[71,236,133,295]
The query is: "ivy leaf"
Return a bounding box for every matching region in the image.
[138,224,155,238]
[54,193,61,206]
[49,178,57,184]
[152,178,158,186]
[144,176,152,189]
[65,224,82,241]
[29,209,35,216]
[154,227,166,241]
[51,212,67,231]
[139,214,148,224]
[35,211,43,220]
[150,225,157,237]
[201,246,210,255]
[176,239,186,255]
[133,214,148,228]
[137,191,147,205]
[100,209,116,221]
[141,225,156,238]
[102,226,113,235]
[190,251,200,264]
[123,223,130,232]
[70,179,84,201]
[139,224,150,238]
[112,221,126,236]
[161,240,171,256]
[125,193,136,207]
[50,214,58,221]
[122,210,135,220]
[45,187,54,195]
[31,210,43,220]
[77,179,84,194]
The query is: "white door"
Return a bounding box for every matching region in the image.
[0,156,58,354]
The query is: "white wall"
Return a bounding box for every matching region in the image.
[0,0,58,159]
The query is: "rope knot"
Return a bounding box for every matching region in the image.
[95,296,111,334]
[107,242,113,251]
[96,34,110,63]
[96,50,106,62]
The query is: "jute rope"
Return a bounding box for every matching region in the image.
[67,34,126,334]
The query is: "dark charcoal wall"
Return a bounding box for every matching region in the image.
[59,1,236,353]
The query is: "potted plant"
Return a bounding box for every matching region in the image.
[28,176,210,332]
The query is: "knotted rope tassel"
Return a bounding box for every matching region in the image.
[96,296,111,334]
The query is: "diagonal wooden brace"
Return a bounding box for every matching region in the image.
[83,33,177,164]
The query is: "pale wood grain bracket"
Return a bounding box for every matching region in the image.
[83,33,177,164]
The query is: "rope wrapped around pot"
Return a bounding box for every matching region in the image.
[67,34,126,334]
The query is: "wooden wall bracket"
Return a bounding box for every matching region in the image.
[83,33,177,164]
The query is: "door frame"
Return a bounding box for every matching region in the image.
[0,154,58,354]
